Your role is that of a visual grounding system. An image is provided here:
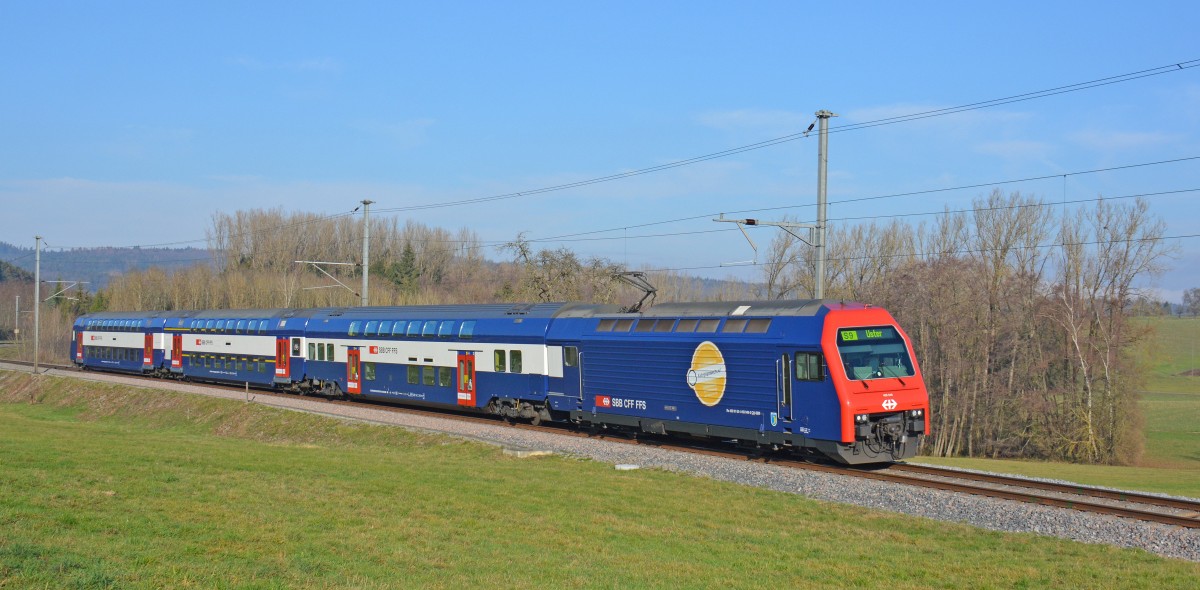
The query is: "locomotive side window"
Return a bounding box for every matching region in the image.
[837,326,914,381]
[634,320,654,333]
[696,319,719,333]
[564,346,579,367]
[722,319,747,333]
[596,319,615,332]
[794,352,825,381]
[614,319,634,332]
[746,319,771,333]
[653,320,674,332]
[675,319,699,332]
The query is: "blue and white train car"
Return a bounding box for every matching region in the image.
[72,299,930,464]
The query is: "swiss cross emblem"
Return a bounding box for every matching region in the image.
[195,339,202,345]
[596,395,611,408]
[370,346,378,354]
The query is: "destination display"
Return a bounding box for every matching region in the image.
[838,326,898,342]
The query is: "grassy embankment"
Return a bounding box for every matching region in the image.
[2,370,1198,588]
[914,316,1200,497]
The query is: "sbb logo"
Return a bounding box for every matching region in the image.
[596,395,611,408]
[369,346,378,354]
[882,399,898,411]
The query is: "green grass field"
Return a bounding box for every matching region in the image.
[2,371,1198,589]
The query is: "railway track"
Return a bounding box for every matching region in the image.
[6,358,1199,530]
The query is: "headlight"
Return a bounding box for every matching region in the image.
[909,409,924,417]
[855,414,868,423]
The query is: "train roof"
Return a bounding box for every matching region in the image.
[555,299,871,318]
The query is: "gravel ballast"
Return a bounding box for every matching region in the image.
[15,364,1200,563]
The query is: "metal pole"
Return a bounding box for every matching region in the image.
[13,295,18,339]
[33,236,41,374]
[360,199,374,306]
[814,110,835,299]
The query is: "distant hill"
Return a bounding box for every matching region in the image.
[0,242,211,290]
[0,258,34,282]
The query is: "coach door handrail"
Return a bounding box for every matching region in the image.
[577,351,584,401]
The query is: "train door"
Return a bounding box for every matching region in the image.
[457,352,476,406]
[346,348,362,395]
[143,333,154,368]
[171,334,183,370]
[274,337,290,380]
[776,350,794,426]
[561,344,583,402]
[75,331,83,362]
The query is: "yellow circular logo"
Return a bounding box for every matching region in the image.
[686,341,727,406]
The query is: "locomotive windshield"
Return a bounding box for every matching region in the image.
[836,325,914,380]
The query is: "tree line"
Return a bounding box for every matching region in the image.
[1,194,1177,464]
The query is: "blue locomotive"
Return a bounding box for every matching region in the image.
[71,300,930,464]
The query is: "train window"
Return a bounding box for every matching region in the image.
[459,321,476,339]
[407,366,419,385]
[422,321,437,337]
[326,343,334,361]
[439,367,453,387]
[364,362,376,381]
[236,320,246,334]
[204,356,211,368]
[216,320,226,332]
[379,321,393,336]
[392,322,405,336]
[596,319,616,332]
[653,320,675,332]
[237,360,245,371]
[746,319,771,333]
[722,319,748,333]
[365,321,379,337]
[438,321,454,338]
[206,320,215,332]
[292,338,302,357]
[564,346,579,367]
[258,361,267,373]
[348,321,361,336]
[614,319,634,332]
[422,367,435,386]
[258,320,267,334]
[795,352,825,382]
[494,350,506,372]
[309,343,317,360]
[696,319,720,333]
[510,350,523,373]
[634,320,655,333]
[407,321,422,337]
[315,344,324,361]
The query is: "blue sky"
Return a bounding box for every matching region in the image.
[2,1,1199,301]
